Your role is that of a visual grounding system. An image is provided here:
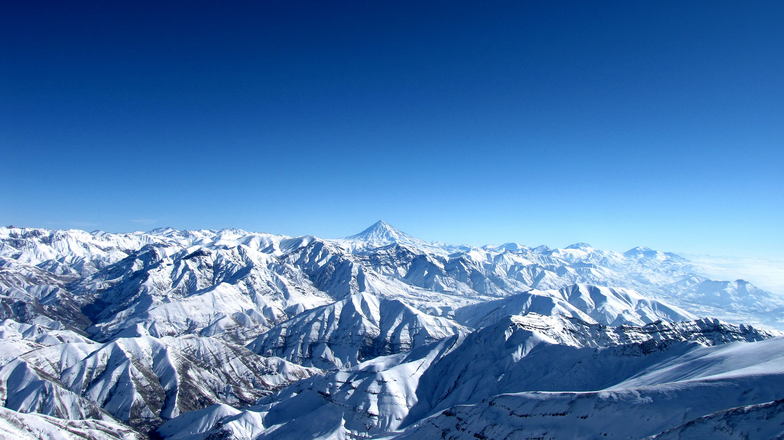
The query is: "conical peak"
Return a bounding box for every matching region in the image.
[347,220,410,243]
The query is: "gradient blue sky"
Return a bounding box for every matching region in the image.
[1,1,782,257]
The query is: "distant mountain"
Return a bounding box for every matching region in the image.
[454,283,694,328]
[624,245,687,261]
[2,223,781,334]
[342,220,452,253]
[1,223,783,439]
[345,220,415,245]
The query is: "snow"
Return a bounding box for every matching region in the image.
[648,398,784,439]
[247,291,467,369]
[0,320,318,433]
[455,283,694,328]
[399,337,784,440]
[157,337,462,440]
[158,318,780,440]
[0,406,142,440]
[1,222,783,439]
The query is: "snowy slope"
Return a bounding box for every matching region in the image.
[455,283,694,328]
[400,337,784,440]
[158,316,778,440]
[404,314,776,423]
[343,220,434,250]
[0,406,142,440]
[157,337,462,440]
[0,318,93,365]
[0,320,318,433]
[0,257,92,328]
[247,291,467,369]
[648,399,784,439]
[77,242,336,342]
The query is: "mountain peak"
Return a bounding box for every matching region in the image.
[346,220,413,244]
[624,246,685,261]
[368,220,394,230]
[565,242,593,250]
[626,245,654,253]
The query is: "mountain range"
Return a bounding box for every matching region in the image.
[0,222,782,439]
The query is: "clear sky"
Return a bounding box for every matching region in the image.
[1,1,782,258]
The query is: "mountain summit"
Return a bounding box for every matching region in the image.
[345,220,416,245]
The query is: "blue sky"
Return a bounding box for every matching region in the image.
[1,1,782,258]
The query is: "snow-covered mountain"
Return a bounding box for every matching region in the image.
[247,291,467,369]
[400,337,784,440]
[344,220,431,249]
[454,283,695,328]
[404,314,776,423]
[0,405,142,440]
[0,319,317,434]
[2,224,781,335]
[158,337,463,440]
[155,315,780,440]
[1,222,782,439]
[648,399,784,439]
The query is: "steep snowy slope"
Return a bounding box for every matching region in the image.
[157,337,462,440]
[0,320,108,422]
[648,399,784,439]
[455,283,694,328]
[0,406,142,440]
[78,242,335,342]
[247,291,467,369]
[158,315,778,440]
[0,257,92,328]
[343,220,438,250]
[0,227,157,277]
[0,322,318,433]
[400,337,784,440]
[0,319,93,365]
[405,314,776,423]
[1,356,110,421]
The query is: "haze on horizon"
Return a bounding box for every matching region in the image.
[2,2,782,264]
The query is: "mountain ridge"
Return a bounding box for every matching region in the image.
[1,222,783,439]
